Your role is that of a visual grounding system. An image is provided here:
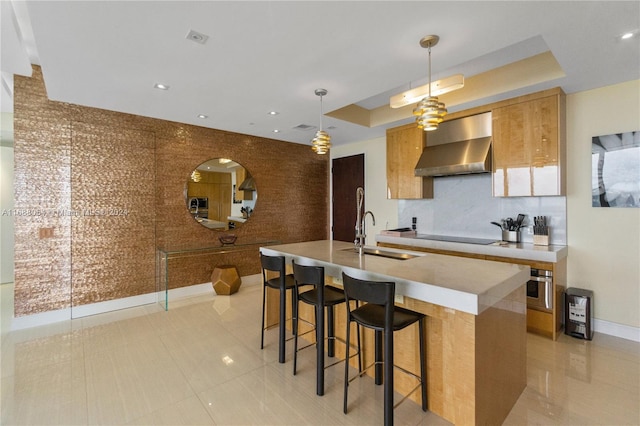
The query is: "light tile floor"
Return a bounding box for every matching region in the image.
[1,282,638,425]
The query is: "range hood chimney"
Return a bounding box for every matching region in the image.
[414,112,492,177]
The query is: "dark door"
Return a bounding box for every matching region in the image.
[332,154,364,242]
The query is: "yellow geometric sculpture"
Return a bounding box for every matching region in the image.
[211,265,242,295]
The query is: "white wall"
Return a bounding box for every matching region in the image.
[566,80,640,330]
[0,144,15,284]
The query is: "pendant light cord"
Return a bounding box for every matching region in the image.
[428,44,432,98]
[319,94,323,131]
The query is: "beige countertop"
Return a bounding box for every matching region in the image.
[375,234,568,263]
[260,240,529,316]
[195,218,227,229]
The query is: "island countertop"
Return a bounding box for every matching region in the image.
[260,239,529,315]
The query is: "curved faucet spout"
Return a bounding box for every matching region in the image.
[363,210,376,226]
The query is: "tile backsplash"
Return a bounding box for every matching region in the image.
[398,174,567,244]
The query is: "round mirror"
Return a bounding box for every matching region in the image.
[186,158,257,230]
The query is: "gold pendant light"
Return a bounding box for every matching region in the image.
[311,88,331,155]
[414,35,447,131]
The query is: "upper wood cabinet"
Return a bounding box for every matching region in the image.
[386,123,433,199]
[492,91,566,196]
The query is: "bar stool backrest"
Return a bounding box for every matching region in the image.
[342,273,395,329]
[292,260,325,302]
[261,254,286,288]
[342,273,395,307]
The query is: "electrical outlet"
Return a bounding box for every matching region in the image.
[527,226,534,235]
[394,294,404,304]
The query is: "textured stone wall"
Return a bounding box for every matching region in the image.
[13,66,328,316]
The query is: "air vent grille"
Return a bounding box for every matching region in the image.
[293,124,317,131]
[186,30,209,44]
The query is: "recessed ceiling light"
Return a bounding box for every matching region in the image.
[618,29,640,40]
[154,83,169,90]
[268,111,279,115]
[273,129,280,133]
[197,114,208,119]
[186,30,209,44]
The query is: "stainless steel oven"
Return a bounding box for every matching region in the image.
[527,268,553,312]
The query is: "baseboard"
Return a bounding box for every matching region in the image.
[593,318,640,342]
[11,307,72,331]
[10,273,262,330]
[72,292,159,318]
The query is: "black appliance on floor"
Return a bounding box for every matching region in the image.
[565,288,594,340]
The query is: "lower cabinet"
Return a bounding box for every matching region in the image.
[378,242,566,340]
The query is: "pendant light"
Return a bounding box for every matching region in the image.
[311,88,331,155]
[414,35,447,131]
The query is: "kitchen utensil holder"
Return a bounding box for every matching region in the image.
[502,230,521,243]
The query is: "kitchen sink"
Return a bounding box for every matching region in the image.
[341,247,418,260]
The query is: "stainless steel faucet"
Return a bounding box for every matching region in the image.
[354,187,375,256]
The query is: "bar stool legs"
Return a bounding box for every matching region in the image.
[260,253,297,364]
[342,272,427,426]
[292,260,357,396]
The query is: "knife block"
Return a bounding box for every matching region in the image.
[533,226,550,245]
[533,234,550,246]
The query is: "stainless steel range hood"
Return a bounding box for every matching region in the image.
[414,112,492,177]
[238,174,256,191]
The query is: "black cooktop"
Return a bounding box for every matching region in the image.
[416,234,497,245]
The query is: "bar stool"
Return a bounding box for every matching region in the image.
[292,261,359,396]
[342,272,427,426]
[260,253,297,364]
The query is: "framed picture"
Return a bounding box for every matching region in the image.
[591,131,640,207]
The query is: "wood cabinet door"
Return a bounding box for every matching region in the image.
[492,95,562,196]
[529,96,561,195]
[386,123,433,199]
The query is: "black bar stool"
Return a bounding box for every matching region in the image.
[292,261,360,396]
[260,253,297,364]
[342,272,427,426]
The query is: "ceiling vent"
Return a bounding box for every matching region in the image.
[186,30,209,44]
[293,124,317,131]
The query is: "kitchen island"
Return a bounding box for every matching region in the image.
[260,240,530,425]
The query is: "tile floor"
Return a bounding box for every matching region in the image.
[1,282,638,425]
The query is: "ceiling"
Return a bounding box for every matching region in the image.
[2,1,639,148]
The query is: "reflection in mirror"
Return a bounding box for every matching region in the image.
[186,158,257,230]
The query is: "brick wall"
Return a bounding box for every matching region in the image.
[13,66,328,316]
